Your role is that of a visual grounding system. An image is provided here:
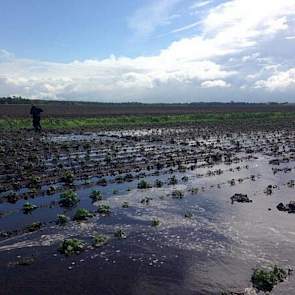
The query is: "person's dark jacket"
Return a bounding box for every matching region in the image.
[30,106,43,118]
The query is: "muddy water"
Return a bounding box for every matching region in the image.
[1,129,295,294]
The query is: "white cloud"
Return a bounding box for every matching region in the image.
[201,79,230,88]
[1,0,295,101]
[255,68,295,90]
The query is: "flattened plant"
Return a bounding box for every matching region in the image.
[26,222,42,232]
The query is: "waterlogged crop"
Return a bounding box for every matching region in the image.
[46,185,56,195]
[140,197,152,205]
[73,208,94,221]
[151,218,160,227]
[184,211,193,218]
[56,214,69,226]
[62,171,75,184]
[172,190,184,199]
[22,202,38,214]
[59,190,79,207]
[122,201,129,208]
[28,176,41,188]
[7,192,18,204]
[114,229,127,239]
[26,222,42,232]
[154,179,163,188]
[251,265,288,292]
[97,204,111,215]
[90,190,102,202]
[92,234,109,247]
[59,239,85,256]
[168,175,178,185]
[137,180,151,189]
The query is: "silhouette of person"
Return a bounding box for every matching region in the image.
[30,105,43,132]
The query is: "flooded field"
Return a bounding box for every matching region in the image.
[1,124,295,294]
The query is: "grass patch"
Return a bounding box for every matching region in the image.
[2,112,295,130]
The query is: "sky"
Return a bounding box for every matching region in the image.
[0,0,295,103]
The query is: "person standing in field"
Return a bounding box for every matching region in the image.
[30,105,43,132]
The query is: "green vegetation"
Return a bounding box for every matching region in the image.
[137,179,151,189]
[59,239,85,256]
[16,256,35,266]
[26,222,42,232]
[2,112,295,129]
[28,176,41,188]
[251,265,288,292]
[97,204,111,214]
[90,190,102,202]
[151,218,160,227]
[59,190,80,207]
[56,214,69,226]
[73,208,94,221]
[22,202,38,214]
[62,171,75,184]
[92,234,109,247]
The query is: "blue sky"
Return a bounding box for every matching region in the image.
[0,0,295,102]
[1,0,210,61]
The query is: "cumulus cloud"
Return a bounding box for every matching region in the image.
[0,0,295,101]
[255,68,295,91]
[201,80,230,88]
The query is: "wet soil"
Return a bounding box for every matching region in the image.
[1,121,295,294]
